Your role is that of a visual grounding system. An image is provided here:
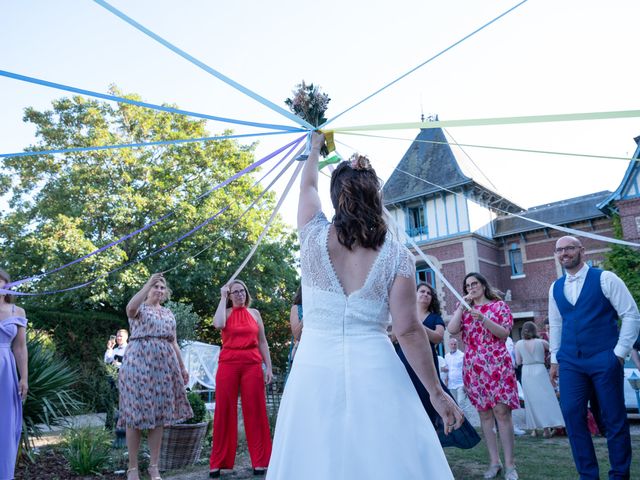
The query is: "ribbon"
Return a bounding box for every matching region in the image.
[331,109,640,133]
[338,131,639,163]
[395,167,640,248]
[228,144,306,282]
[0,70,303,133]
[321,0,529,128]
[3,138,305,296]
[93,0,313,129]
[1,131,294,160]
[0,207,228,297]
[383,206,471,310]
[162,139,304,274]
[7,135,304,289]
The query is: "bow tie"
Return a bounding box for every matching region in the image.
[566,275,579,283]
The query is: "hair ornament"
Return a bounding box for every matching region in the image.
[349,153,372,171]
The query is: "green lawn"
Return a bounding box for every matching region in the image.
[445,431,640,479]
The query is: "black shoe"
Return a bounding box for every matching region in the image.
[209,470,221,478]
[253,468,267,476]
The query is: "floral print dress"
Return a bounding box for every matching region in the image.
[118,303,192,429]
[461,300,520,411]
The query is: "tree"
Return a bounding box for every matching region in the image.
[0,87,299,369]
[604,215,640,306]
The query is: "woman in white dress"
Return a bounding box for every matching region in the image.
[267,132,464,480]
[515,321,565,438]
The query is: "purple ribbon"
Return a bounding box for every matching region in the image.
[6,135,304,290]
[1,136,305,297]
[0,207,228,296]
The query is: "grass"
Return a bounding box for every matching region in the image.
[445,430,640,479]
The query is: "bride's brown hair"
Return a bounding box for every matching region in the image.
[330,154,387,250]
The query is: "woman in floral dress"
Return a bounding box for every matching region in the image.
[448,272,520,480]
[118,273,192,480]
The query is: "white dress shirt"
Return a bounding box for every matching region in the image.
[548,263,640,363]
[104,344,127,366]
[444,350,465,390]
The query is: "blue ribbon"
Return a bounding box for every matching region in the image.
[1,138,304,297]
[1,131,293,159]
[0,207,228,297]
[6,135,304,289]
[321,0,530,128]
[0,69,303,133]
[93,0,314,130]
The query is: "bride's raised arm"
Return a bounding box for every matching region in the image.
[297,132,325,230]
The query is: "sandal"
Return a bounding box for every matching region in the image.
[127,467,140,480]
[543,427,556,438]
[148,464,162,480]
[483,463,503,479]
[505,466,519,480]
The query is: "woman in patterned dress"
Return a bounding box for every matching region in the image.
[0,269,28,480]
[118,273,193,480]
[448,272,520,480]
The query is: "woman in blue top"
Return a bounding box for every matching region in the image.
[394,282,480,449]
[394,282,445,380]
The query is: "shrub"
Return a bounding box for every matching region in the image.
[26,308,127,411]
[184,391,206,425]
[62,426,112,475]
[22,333,83,453]
[165,300,200,347]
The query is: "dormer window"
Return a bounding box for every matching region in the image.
[407,205,427,237]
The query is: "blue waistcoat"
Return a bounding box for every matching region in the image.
[553,268,619,361]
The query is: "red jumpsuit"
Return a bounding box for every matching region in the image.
[209,307,272,470]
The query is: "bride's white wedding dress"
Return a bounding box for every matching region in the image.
[266,213,453,479]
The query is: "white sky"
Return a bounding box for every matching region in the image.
[2,0,639,230]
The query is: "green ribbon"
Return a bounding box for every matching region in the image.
[332,109,640,132]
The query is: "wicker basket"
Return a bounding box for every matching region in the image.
[159,422,208,471]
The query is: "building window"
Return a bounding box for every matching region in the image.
[407,205,427,237]
[416,266,435,287]
[509,243,524,276]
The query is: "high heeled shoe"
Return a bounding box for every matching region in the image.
[209,469,221,478]
[505,466,519,480]
[127,467,139,480]
[483,463,503,479]
[148,464,162,480]
[253,467,267,475]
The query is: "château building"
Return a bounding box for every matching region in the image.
[383,125,640,340]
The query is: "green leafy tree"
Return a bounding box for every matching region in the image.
[1,88,299,369]
[604,215,640,305]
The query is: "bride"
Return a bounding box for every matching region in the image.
[267,132,463,479]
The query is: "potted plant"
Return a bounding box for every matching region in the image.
[158,391,208,471]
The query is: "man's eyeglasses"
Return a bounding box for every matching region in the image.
[554,246,579,254]
[230,290,245,296]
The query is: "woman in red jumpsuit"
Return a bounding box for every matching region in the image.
[209,279,273,477]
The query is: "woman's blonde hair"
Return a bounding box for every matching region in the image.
[146,276,172,303]
[225,279,252,308]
